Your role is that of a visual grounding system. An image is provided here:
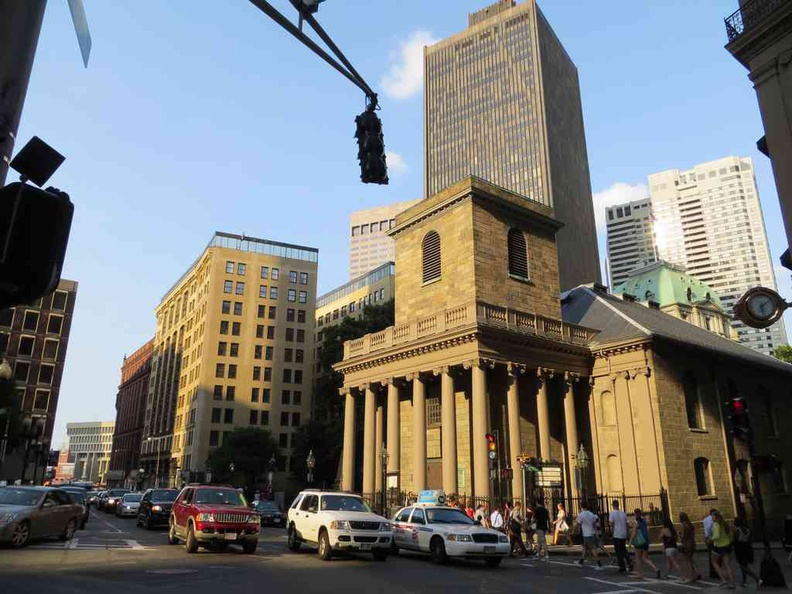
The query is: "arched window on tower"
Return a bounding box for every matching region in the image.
[683,371,704,429]
[422,231,442,284]
[507,228,530,280]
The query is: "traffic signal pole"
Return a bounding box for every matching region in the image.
[0,0,47,187]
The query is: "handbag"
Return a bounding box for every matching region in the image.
[632,531,647,548]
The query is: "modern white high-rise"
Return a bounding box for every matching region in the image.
[606,198,658,288]
[66,421,115,485]
[348,200,419,279]
[649,156,787,355]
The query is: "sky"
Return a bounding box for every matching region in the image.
[18,0,790,446]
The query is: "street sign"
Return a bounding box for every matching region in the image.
[535,464,563,488]
[67,0,92,67]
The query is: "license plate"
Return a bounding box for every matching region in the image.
[224,533,237,540]
[484,545,495,553]
[360,544,372,551]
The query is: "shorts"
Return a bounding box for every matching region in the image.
[583,536,596,550]
[713,545,733,556]
[664,547,679,558]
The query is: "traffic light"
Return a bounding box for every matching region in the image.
[354,100,389,185]
[727,396,750,440]
[0,182,73,309]
[485,432,497,461]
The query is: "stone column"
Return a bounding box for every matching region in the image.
[507,363,526,502]
[342,389,358,492]
[470,360,491,500]
[375,403,384,493]
[386,379,400,477]
[563,372,580,500]
[438,366,458,495]
[362,385,377,497]
[410,373,427,492]
[536,368,553,461]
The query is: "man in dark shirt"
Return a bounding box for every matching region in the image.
[533,499,551,560]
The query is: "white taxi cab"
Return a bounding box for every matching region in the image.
[391,491,510,567]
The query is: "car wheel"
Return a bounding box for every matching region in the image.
[168,520,179,545]
[185,524,199,554]
[242,540,257,555]
[10,521,30,548]
[485,557,502,568]
[287,525,301,552]
[60,518,77,541]
[318,530,332,561]
[372,549,389,561]
[430,537,448,565]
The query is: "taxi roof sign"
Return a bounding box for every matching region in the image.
[416,490,447,506]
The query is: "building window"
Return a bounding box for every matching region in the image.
[298,291,307,304]
[0,309,13,327]
[279,433,288,447]
[763,391,778,437]
[283,369,292,383]
[260,285,267,298]
[422,231,441,284]
[213,385,223,400]
[286,328,294,342]
[282,390,291,405]
[600,391,616,426]
[224,409,234,424]
[33,389,49,412]
[292,413,301,427]
[263,388,271,403]
[265,346,273,360]
[254,345,262,359]
[42,339,58,360]
[23,311,39,332]
[17,336,34,357]
[215,363,225,378]
[271,268,280,280]
[287,289,297,302]
[14,361,30,383]
[267,326,275,339]
[257,305,265,318]
[300,272,308,285]
[286,308,295,322]
[222,300,231,314]
[289,271,298,284]
[232,322,241,336]
[233,302,243,315]
[295,349,304,363]
[264,368,272,382]
[249,410,258,425]
[52,291,68,311]
[683,372,704,429]
[606,454,622,492]
[280,412,289,427]
[284,348,293,363]
[228,364,237,379]
[507,228,530,280]
[297,310,306,323]
[253,366,261,381]
[294,390,302,405]
[694,457,713,496]
[217,342,227,356]
[230,343,239,357]
[426,397,441,425]
[226,386,235,401]
[296,329,305,343]
[38,364,54,385]
[251,387,259,402]
[220,321,229,335]
[211,408,221,423]
[209,431,219,446]
[224,281,233,294]
[270,287,278,300]
[261,411,270,426]
[268,306,277,320]
[256,324,264,339]
[235,282,245,295]
[237,263,246,276]
[260,266,269,279]
[294,370,303,384]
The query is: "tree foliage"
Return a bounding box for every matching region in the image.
[207,427,279,492]
[773,345,792,364]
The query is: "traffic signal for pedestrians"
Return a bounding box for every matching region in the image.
[727,396,751,439]
[485,433,497,461]
[355,102,389,185]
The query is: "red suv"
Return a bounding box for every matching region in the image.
[168,485,260,554]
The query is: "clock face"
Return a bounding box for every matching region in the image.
[746,293,776,321]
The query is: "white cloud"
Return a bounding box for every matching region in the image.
[381,31,437,101]
[386,151,408,175]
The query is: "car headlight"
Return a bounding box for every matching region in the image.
[447,534,473,542]
[328,520,350,530]
[197,513,215,522]
[151,505,162,512]
[247,515,260,524]
[379,522,392,532]
[498,535,509,543]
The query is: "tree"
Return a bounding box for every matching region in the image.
[773,345,792,364]
[207,427,279,493]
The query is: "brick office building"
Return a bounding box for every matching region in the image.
[108,339,153,488]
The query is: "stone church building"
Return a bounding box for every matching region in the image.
[335,177,792,528]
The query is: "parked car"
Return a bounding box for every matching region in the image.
[137,488,179,530]
[116,493,142,518]
[286,490,393,561]
[59,487,90,529]
[0,486,83,548]
[103,489,131,513]
[168,485,259,554]
[85,491,99,507]
[252,500,285,527]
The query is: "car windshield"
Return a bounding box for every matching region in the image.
[320,495,370,512]
[256,501,280,511]
[151,490,178,502]
[0,488,42,507]
[108,490,130,497]
[123,494,142,502]
[194,489,247,506]
[426,508,475,525]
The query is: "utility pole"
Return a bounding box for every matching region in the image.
[0,0,48,186]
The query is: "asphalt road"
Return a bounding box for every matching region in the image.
[0,509,787,594]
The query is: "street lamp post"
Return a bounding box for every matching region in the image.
[267,455,277,498]
[146,436,162,488]
[574,443,590,506]
[380,444,389,516]
[306,450,315,485]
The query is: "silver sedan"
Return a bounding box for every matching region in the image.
[0,486,83,548]
[115,493,142,518]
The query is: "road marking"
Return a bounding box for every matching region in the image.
[124,539,146,550]
[96,516,124,533]
[628,579,702,591]
[67,538,79,550]
[585,577,658,593]
[146,569,198,575]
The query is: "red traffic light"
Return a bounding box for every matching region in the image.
[731,398,746,414]
[485,433,494,443]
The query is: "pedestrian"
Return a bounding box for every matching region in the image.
[523,501,535,555]
[533,498,550,561]
[594,513,611,563]
[660,519,683,579]
[575,501,603,570]
[609,500,633,573]
[490,504,505,533]
[465,500,475,520]
[630,509,661,580]
[678,512,701,582]
[703,508,719,579]
[475,502,489,527]
[709,510,736,588]
[553,502,572,546]
[733,517,760,587]
[508,501,530,557]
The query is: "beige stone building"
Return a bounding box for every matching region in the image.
[349,201,418,279]
[335,177,792,531]
[141,232,318,488]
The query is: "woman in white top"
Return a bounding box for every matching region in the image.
[553,503,572,545]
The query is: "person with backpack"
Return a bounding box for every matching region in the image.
[508,501,530,557]
[630,509,661,579]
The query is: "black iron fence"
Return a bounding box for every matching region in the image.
[725,0,789,42]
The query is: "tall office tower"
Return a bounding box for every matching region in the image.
[349,200,419,279]
[649,156,786,355]
[0,279,78,484]
[606,199,658,288]
[66,421,115,485]
[424,0,600,290]
[140,232,318,488]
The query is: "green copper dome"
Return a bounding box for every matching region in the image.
[613,261,724,311]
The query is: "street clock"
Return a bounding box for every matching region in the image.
[734,287,789,329]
